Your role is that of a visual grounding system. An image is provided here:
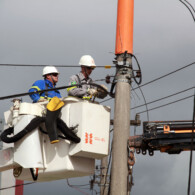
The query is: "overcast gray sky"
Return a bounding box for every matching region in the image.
[0,0,195,194]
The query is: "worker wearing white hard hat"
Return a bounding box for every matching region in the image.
[29,66,61,103]
[67,55,107,100]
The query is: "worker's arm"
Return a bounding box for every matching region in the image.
[67,75,89,98]
[29,80,44,103]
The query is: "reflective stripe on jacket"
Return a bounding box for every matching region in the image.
[29,79,61,103]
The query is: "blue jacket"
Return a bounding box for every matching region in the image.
[29,79,61,103]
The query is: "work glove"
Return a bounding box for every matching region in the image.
[87,88,98,96]
[97,84,108,99]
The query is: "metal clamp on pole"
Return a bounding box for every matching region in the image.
[114,52,133,85]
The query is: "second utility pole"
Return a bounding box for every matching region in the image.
[110,0,134,194]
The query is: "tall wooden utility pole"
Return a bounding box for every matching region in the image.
[110,0,134,194]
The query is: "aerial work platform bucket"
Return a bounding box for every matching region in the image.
[0,97,110,181]
[68,101,110,159]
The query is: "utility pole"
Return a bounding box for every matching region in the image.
[110,0,134,194]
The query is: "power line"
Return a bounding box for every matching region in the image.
[100,97,113,104]
[134,62,195,90]
[183,0,195,12]
[0,83,109,101]
[0,64,114,68]
[100,85,195,106]
[137,94,194,114]
[67,179,90,195]
[100,62,195,105]
[0,182,35,191]
[179,0,195,22]
[131,86,195,110]
[136,85,150,121]
[0,62,194,103]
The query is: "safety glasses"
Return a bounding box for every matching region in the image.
[51,73,59,77]
[86,67,95,70]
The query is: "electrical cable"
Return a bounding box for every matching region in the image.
[131,83,141,101]
[100,97,113,104]
[94,76,114,82]
[183,0,195,12]
[0,182,35,191]
[0,62,194,102]
[99,83,140,105]
[137,94,194,114]
[67,179,90,195]
[99,62,195,105]
[94,78,107,82]
[80,187,99,195]
[109,128,114,132]
[136,86,150,121]
[179,0,195,22]
[1,117,80,144]
[0,82,110,101]
[0,64,114,68]
[64,182,90,187]
[131,53,142,85]
[130,91,138,109]
[187,90,195,195]
[134,62,195,90]
[131,86,195,110]
[102,138,113,195]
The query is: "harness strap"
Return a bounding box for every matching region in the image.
[44,82,49,98]
[76,74,81,88]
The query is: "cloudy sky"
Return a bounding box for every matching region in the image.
[0,0,195,194]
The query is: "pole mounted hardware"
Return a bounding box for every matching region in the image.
[129,120,195,156]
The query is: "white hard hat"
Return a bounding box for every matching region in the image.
[79,55,96,67]
[42,66,59,76]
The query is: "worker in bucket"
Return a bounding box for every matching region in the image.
[29,66,61,103]
[67,55,108,100]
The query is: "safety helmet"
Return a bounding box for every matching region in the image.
[42,66,59,76]
[79,55,96,68]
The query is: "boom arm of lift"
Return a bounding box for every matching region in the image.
[129,121,195,155]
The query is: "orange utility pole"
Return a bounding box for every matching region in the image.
[115,0,134,54]
[110,0,134,194]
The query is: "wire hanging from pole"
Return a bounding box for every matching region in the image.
[136,86,149,121]
[67,179,90,195]
[179,0,195,22]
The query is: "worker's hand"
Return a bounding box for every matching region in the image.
[87,88,98,96]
